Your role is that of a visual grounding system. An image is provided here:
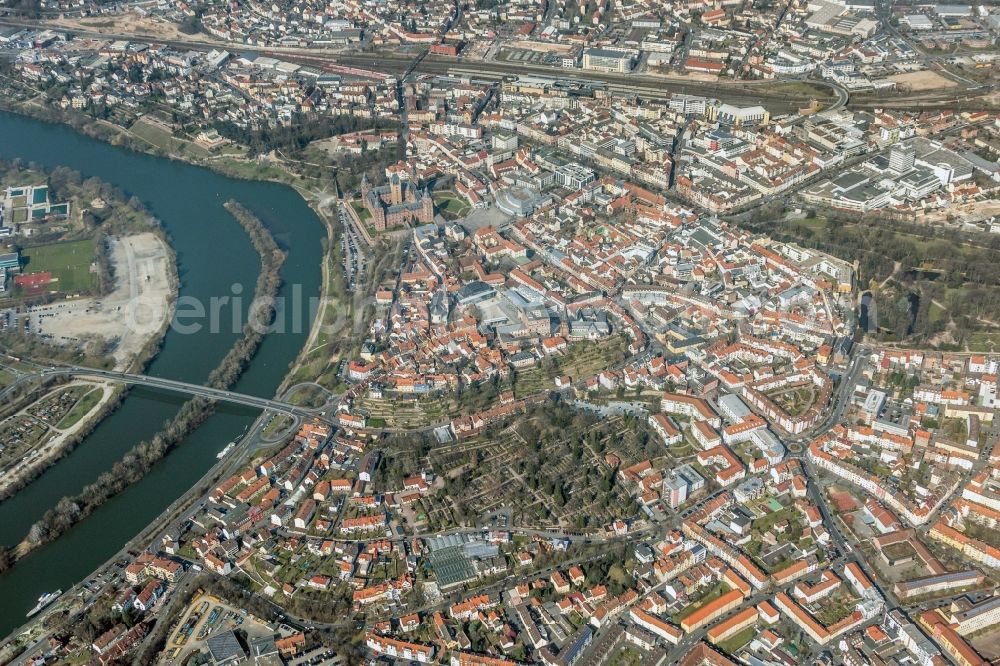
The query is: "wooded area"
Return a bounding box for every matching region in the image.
[745,208,1000,348]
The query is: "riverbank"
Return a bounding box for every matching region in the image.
[0,97,302,187]
[0,97,338,504]
[0,231,178,514]
[0,173,180,511]
[11,204,286,563]
[0,94,345,385]
[278,192,340,392]
[21,233,176,370]
[0,109,326,642]
[0,382,120,502]
[0,159,181,370]
[0,202,293,657]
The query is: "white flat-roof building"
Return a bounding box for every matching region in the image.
[582,48,635,73]
[718,393,752,422]
[902,14,934,29]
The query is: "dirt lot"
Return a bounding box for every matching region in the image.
[888,70,958,91]
[509,40,574,54]
[50,14,212,43]
[972,628,1000,661]
[26,233,173,369]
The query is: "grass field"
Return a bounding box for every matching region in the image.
[672,582,730,624]
[130,118,210,159]
[717,626,756,654]
[968,331,1000,352]
[607,647,643,666]
[351,200,372,223]
[791,216,828,230]
[928,302,947,324]
[812,590,857,626]
[129,118,173,147]
[433,190,471,220]
[212,157,293,183]
[767,80,834,98]
[262,414,294,438]
[56,388,103,429]
[20,239,97,293]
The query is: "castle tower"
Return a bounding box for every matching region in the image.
[389,173,402,206]
[421,186,434,223]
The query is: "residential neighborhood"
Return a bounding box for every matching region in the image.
[0,0,999,664]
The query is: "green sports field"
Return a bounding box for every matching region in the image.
[20,239,98,293]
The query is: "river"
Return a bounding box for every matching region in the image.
[0,111,325,637]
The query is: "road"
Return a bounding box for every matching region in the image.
[794,344,870,444]
[2,366,320,657]
[7,16,784,99]
[828,79,850,111]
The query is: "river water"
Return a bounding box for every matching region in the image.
[0,112,324,636]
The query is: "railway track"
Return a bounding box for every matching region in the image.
[0,16,993,112]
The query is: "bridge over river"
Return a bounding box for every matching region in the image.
[38,366,329,422]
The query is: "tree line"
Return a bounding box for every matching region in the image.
[212,115,396,156]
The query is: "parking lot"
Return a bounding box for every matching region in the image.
[162,592,275,664]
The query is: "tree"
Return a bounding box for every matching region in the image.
[9,0,40,17]
[599,467,615,493]
[127,64,144,83]
[0,547,14,574]
[553,483,567,507]
[178,16,201,34]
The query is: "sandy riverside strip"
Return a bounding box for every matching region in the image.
[0,88,341,391]
[10,202,286,562]
[23,232,178,371]
[0,160,178,374]
[125,229,180,374]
